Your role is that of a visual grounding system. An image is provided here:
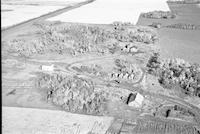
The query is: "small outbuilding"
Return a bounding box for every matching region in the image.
[127,93,144,108]
[129,46,138,53]
[40,64,55,72]
[151,22,162,29]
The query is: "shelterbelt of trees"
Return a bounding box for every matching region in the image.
[3,22,158,57]
[147,53,200,97]
[141,11,176,19]
[166,23,200,30]
[37,73,108,115]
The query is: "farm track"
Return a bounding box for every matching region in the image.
[4,52,200,125]
[62,54,200,126]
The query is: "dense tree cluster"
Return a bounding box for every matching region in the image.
[111,59,141,81]
[72,65,108,79]
[5,22,158,57]
[115,59,140,74]
[35,22,158,46]
[6,23,114,57]
[115,59,129,68]
[112,21,133,26]
[113,26,158,44]
[37,73,108,115]
[6,39,39,57]
[154,105,195,120]
[150,22,162,29]
[146,53,161,75]
[6,33,75,57]
[147,53,200,97]
[166,23,200,30]
[141,11,176,19]
[112,21,133,30]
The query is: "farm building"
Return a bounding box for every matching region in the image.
[40,64,55,72]
[127,93,144,108]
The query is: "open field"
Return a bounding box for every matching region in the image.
[158,28,200,64]
[1,5,64,28]
[137,3,200,64]
[1,0,86,6]
[1,0,94,40]
[2,106,114,134]
[1,0,89,28]
[47,0,170,24]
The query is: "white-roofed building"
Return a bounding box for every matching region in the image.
[128,93,144,108]
[40,64,55,72]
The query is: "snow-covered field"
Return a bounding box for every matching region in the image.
[1,0,170,28]
[2,0,86,6]
[2,107,114,134]
[1,5,64,28]
[1,0,86,28]
[48,0,170,24]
